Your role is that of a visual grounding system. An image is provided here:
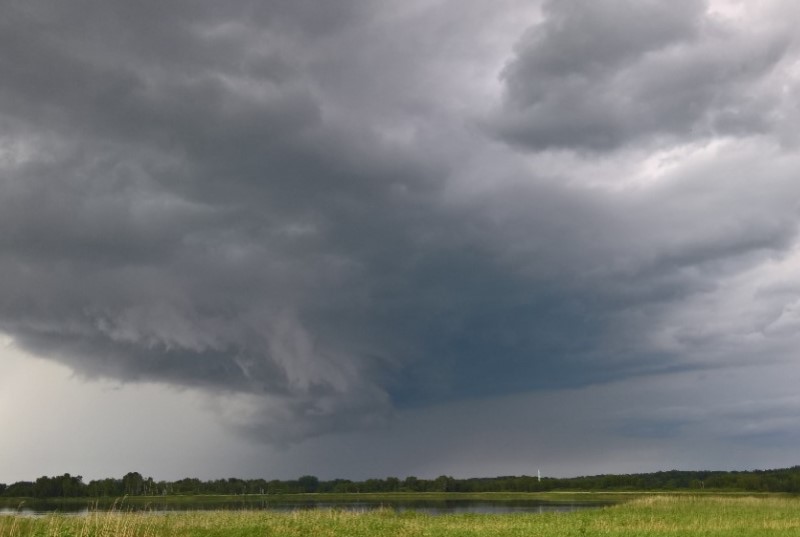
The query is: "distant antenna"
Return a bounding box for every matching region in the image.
[538,469,541,482]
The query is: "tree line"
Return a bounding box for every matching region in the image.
[4,467,800,498]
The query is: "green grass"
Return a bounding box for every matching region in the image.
[3,495,800,536]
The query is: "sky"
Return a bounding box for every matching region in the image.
[2,0,800,484]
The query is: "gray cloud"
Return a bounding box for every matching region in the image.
[2,0,800,454]
[491,0,794,151]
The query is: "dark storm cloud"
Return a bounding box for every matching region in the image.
[491,0,793,151]
[0,0,509,439]
[2,0,800,445]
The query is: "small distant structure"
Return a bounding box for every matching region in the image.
[538,469,541,483]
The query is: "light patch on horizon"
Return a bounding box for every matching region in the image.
[0,336,266,484]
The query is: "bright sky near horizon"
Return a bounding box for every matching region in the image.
[3,0,800,484]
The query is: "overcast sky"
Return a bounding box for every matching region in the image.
[3,0,800,484]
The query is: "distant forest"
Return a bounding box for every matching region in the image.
[4,467,800,498]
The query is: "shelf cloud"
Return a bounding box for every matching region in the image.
[2,0,800,466]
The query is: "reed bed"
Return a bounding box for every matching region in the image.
[3,495,800,536]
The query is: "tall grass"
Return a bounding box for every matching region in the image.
[3,495,800,536]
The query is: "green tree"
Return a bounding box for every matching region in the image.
[403,476,420,492]
[123,472,144,495]
[433,475,455,492]
[87,478,123,497]
[34,476,57,498]
[60,474,85,497]
[297,475,320,493]
[5,481,34,497]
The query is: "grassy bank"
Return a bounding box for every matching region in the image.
[0,490,631,510]
[3,495,800,536]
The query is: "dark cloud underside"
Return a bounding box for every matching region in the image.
[2,0,800,444]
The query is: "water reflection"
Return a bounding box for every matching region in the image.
[0,498,609,517]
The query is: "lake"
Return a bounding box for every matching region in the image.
[0,498,611,516]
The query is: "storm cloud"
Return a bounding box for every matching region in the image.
[492,0,797,151]
[2,0,800,457]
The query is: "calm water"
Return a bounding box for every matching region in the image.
[0,498,610,517]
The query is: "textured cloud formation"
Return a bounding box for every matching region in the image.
[2,0,800,447]
[492,0,796,150]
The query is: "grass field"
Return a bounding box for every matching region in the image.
[3,495,800,536]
